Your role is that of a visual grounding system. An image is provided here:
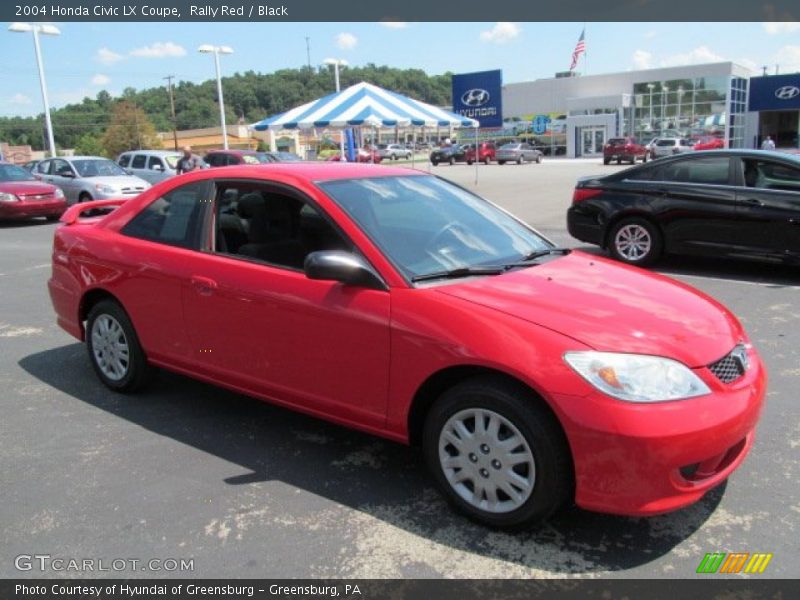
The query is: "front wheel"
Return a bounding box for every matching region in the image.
[498,160,506,165]
[517,156,523,165]
[86,299,152,392]
[423,377,573,529]
[608,217,663,266]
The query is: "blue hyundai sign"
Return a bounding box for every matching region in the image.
[749,74,800,111]
[452,69,503,128]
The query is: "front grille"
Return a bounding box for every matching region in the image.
[20,193,54,201]
[708,345,748,384]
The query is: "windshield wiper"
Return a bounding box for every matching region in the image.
[518,247,571,262]
[411,266,508,283]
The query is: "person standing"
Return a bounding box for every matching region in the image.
[760,136,776,151]
[176,146,202,174]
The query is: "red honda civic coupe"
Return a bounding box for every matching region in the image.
[0,162,66,221]
[48,163,765,528]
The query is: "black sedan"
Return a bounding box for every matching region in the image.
[430,144,467,166]
[567,150,800,266]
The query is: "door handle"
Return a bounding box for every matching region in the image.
[191,275,217,295]
[742,198,764,206]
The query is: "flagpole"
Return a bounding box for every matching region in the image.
[583,22,587,76]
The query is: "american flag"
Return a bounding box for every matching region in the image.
[570,29,586,71]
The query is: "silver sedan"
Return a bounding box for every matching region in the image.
[496,143,543,165]
[34,156,151,205]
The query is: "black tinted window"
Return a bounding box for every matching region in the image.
[122,181,210,249]
[131,155,146,169]
[118,154,131,168]
[663,158,730,186]
[148,157,164,169]
[743,159,800,192]
[205,154,222,167]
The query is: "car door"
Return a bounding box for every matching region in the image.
[180,179,391,429]
[735,157,800,259]
[651,156,744,256]
[145,156,167,184]
[117,179,214,365]
[49,159,79,204]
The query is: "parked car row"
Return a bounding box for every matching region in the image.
[430,142,542,166]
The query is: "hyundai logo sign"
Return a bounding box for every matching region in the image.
[461,88,490,107]
[775,85,800,100]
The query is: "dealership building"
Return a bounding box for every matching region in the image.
[456,63,800,158]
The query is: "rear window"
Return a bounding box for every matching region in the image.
[607,138,627,145]
[131,155,146,169]
[656,139,676,147]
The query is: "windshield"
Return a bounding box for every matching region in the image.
[318,175,551,280]
[72,159,127,178]
[0,164,37,182]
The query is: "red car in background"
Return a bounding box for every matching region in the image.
[48,163,765,528]
[0,162,66,221]
[464,142,497,165]
[326,148,383,163]
[603,137,648,164]
[694,136,725,151]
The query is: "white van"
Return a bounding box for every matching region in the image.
[117,150,183,184]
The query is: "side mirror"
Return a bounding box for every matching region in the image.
[304,251,385,290]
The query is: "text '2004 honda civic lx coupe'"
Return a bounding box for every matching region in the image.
[48,163,766,529]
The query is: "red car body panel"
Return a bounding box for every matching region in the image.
[464,143,496,163]
[694,137,725,151]
[0,179,66,219]
[604,137,647,162]
[47,163,766,517]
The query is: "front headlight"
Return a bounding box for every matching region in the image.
[564,351,711,403]
[95,184,117,195]
[0,192,19,202]
[54,188,65,199]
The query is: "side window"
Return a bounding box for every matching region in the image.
[131,154,147,169]
[227,155,243,166]
[37,161,52,175]
[122,181,211,250]
[52,159,73,177]
[213,183,351,270]
[118,154,131,168]
[148,157,164,170]
[205,154,221,167]
[663,158,730,186]
[743,159,800,192]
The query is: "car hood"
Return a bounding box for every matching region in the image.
[86,175,149,187]
[0,180,58,195]
[434,252,742,368]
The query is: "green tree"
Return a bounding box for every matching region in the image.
[74,133,106,157]
[100,101,162,157]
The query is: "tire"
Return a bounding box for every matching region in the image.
[616,158,622,165]
[86,299,152,392]
[517,156,523,165]
[536,155,542,164]
[391,154,397,160]
[423,376,573,529]
[498,160,506,165]
[603,158,610,165]
[449,157,455,166]
[484,157,491,165]
[432,160,439,166]
[642,153,648,163]
[608,217,663,266]
[78,192,92,203]
[46,215,60,222]
[467,160,474,165]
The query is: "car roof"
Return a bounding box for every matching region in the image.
[61,156,109,161]
[189,162,424,181]
[120,150,181,156]
[206,149,260,156]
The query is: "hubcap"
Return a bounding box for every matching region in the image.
[438,408,536,514]
[614,224,652,261]
[90,314,130,381]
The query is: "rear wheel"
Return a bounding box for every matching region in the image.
[498,160,506,165]
[86,299,152,392]
[536,155,542,164]
[517,156,523,165]
[423,376,573,529]
[608,217,663,266]
[603,157,610,165]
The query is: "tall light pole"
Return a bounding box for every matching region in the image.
[164,75,178,151]
[661,85,669,134]
[676,87,684,134]
[323,58,348,160]
[198,44,233,150]
[9,23,60,158]
[647,83,655,132]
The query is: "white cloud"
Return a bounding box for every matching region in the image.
[91,74,111,86]
[479,22,520,44]
[774,44,800,73]
[10,93,31,105]
[762,22,800,35]
[660,46,724,67]
[96,47,124,65]
[129,41,187,59]
[335,32,358,50]
[379,21,407,29]
[736,58,759,73]
[632,49,653,70]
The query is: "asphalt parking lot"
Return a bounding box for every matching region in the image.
[1,159,797,579]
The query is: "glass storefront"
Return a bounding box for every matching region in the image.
[632,76,742,146]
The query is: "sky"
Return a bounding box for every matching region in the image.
[1,21,800,118]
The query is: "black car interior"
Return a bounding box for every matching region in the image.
[214,184,352,270]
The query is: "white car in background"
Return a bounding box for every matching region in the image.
[34,156,151,205]
[377,144,412,160]
[650,137,695,159]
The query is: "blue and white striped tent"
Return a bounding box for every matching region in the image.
[252,81,477,131]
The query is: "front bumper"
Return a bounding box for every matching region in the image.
[554,348,766,516]
[0,199,66,219]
